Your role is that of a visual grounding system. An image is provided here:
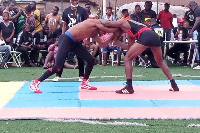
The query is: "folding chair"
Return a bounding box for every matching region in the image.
[0,51,8,68]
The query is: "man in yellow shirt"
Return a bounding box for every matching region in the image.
[30,1,42,33]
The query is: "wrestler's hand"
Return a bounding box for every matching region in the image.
[100,19,107,26]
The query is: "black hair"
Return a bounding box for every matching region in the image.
[145,1,153,5]
[122,9,128,14]
[54,6,59,11]
[43,24,49,29]
[106,7,112,10]
[3,11,9,16]
[135,5,141,8]
[25,5,32,12]
[31,1,36,5]
[85,3,90,6]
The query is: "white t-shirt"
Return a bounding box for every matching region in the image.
[0,16,3,23]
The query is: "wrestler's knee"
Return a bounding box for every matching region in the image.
[124,55,132,63]
[48,66,62,73]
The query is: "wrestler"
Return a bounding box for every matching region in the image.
[30,19,117,93]
[101,19,179,94]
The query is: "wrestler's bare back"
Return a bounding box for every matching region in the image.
[68,19,101,41]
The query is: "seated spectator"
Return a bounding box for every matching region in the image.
[167,18,190,66]
[101,33,121,66]
[15,24,38,67]
[24,5,35,33]
[52,22,62,40]
[43,38,77,69]
[82,38,100,64]
[0,11,15,49]
[0,43,11,68]
[102,44,121,66]
[34,24,54,65]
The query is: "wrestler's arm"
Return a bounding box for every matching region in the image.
[114,36,135,50]
[100,19,124,28]
[92,34,114,48]
[95,22,118,33]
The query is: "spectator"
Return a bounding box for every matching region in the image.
[43,38,77,69]
[101,33,121,66]
[102,7,116,21]
[61,0,88,82]
[102,7,118,66]
[167,18,190,66]
[52,22,62,39]
[150,18,164,55]
[12,6,26,37]
[45,6,62,33]
[140,1,157,22]
[188,1,200,69]
[157,3,173,45]
[172,14,178,28]
[184,8,195,30]
[30,1,43,33]
[34,25,54,65]
[15,24,36,67]
[0,11,15,49]
[0,6,5,22]
[3,1,15,19]
[24,5,35,33]
[121,9,130,20]
[82,38,100,64]
[40,10,46,26]
[85,3,91,15]
[120,9,130,55]
[0,44,11,69]
[130,5,142,23]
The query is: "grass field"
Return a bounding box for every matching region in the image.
[1,64,200,82]
[0,65,200,133]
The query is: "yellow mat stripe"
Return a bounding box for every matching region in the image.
[0,82,25,108]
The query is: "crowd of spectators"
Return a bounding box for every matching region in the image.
[0,0,200,70]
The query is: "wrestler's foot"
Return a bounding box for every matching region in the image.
[29,79,42,93]
[80,79,97,90]
[115,85,134,94]
[169,79,179,91]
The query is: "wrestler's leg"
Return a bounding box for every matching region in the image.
[116,43,148,94]
[151,46,179,91]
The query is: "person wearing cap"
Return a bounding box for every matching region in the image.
[140,1,157,22]
[157,3,173,52]
[167,18,190,66]
[188,1,200,69]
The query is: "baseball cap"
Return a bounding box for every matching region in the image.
[145,1,153,5]
[177,18,185,23]
[164,3,170,6]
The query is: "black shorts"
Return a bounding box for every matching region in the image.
[137,30,161,47]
